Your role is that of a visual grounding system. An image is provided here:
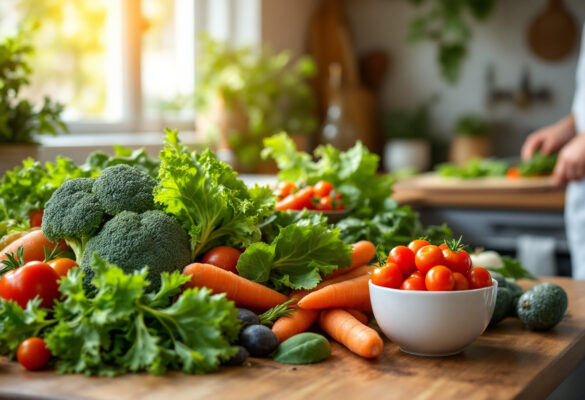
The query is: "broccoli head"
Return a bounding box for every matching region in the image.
[92,164,156,215]
[80,210,191,292]
[42,178,105,260]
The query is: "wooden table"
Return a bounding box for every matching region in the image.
[1,277,583,400]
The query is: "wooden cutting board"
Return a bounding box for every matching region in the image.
[395,172,558,193]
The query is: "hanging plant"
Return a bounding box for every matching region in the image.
[408,0,496,84]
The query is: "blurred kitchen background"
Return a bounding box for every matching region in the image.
[1,0,584,277]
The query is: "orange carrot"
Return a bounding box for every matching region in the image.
[319,309,383,358]
[298,273,372,311]
[0,230,65,265]
[183,263,288,310]
[325,240,376,280]
[345,308,369,324]
[323,264,375,283]
[272,292,319,343]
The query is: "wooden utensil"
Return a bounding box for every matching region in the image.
[528,0,578,61]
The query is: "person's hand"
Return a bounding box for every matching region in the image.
[553,133,585,186]
[521,115,575,161]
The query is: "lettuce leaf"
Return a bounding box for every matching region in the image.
[237,223,352,291]
[155,129,274,260]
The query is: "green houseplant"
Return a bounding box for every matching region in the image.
[0,31,68,173]
[194,35,317,172]
[449,113,491,165]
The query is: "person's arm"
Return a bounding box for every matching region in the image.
[521,114,576,161]
[552,132,585,186]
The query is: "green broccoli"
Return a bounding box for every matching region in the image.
[41,178,105,260]
[92,164,156,215]
[80,210,191,292]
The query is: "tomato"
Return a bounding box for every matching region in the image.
[452,272,470,290]
[400,276,426,291]
[441,247,472,275]
[408,239,431,255]
[47,258,78,277]
[467,267,493,289]
[332,192,344,210]
[202,246,242,274]
[29,209,44,228]
[388,246,416,276]
[316,196,333,211]
[371,263,403,289]
[506,167,521,179]
[415,245,444,274]
[17,337,51,371]
[314,181,334,197]
[275,186,315,211]
[425,265,455,291]
[0,261,61,308]
[408,271,425,280]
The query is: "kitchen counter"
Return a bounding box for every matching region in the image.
[0,277,583,400]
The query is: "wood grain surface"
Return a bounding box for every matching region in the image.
[0,277,583,400]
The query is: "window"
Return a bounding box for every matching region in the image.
[0,0,259,134]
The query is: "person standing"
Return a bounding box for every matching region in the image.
[521,25,585,279]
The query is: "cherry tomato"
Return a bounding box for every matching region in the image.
[316,196,333,211]
[415,245,444,274]
[17,337,51,371]
[29,209,44,228]
[400,276,426,291]
[275,186,314,211]
[409,271,425,280]
[467,267,493,289]
[0,261,61,308]
[453,272,470,290]
[275,181,297,198]
[441,247,472,275]
[371,263,403,289]
[506,167,521,179]
[47,258,78,277]
[388,246,416,276]
[408,239,431,255]
[202,246,242,274]
[333,192,345,210]
[425,265,455,291]
[314,181,334,197]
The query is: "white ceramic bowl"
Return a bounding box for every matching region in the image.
[369,279,498,356]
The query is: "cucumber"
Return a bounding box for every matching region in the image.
[489,286,513,327]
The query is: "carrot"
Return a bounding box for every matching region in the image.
[319,309,383,358]
[272,292,319,343]
[298,273,372,311]
[324,240,376,280]
[323,264,375,283]
[345,308,369,324]
[0,230,65,265]
[183,263,288,310]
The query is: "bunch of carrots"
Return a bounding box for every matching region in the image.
[183,240,383,359]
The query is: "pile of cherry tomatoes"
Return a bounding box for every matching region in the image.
[371,239,493,291]
[274,180,344,212]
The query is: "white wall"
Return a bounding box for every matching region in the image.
[344,0,585,156]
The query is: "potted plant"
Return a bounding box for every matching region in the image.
[194,35,318,173]
[0,31,68,174]
[449,114,491,165]
[381,98,435,173]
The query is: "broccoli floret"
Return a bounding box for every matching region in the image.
[92,164,156,215]
[42,178,105,260]
[80,210,191,292]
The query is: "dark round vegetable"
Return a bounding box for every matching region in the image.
[489,287,513,327]
[517,282,568,331]
[223,346,249,366]
[239,324,279,357]
[237,308,260,328]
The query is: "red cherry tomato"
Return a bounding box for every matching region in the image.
[314,181,334,197]
[415,245,445,274]
[400,276,426,291]
[467,267,493,289]
[506,167,521,179]
[47,258,78,277]
[452,272,470,290]
[425,265,455,291]
[408,271,425,280]
[316,196,333,211]
[201,246,242,274]
[333,192,344,210]
[276,181,297,198]
[388,246,416,276]
[17,337,51,370]
[0,261,61,308]
[29,209,44,228]
[408,239,431,255]
[441,247,472,275]
[371,263,403,289]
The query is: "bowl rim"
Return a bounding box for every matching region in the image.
[369,278,498,295]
